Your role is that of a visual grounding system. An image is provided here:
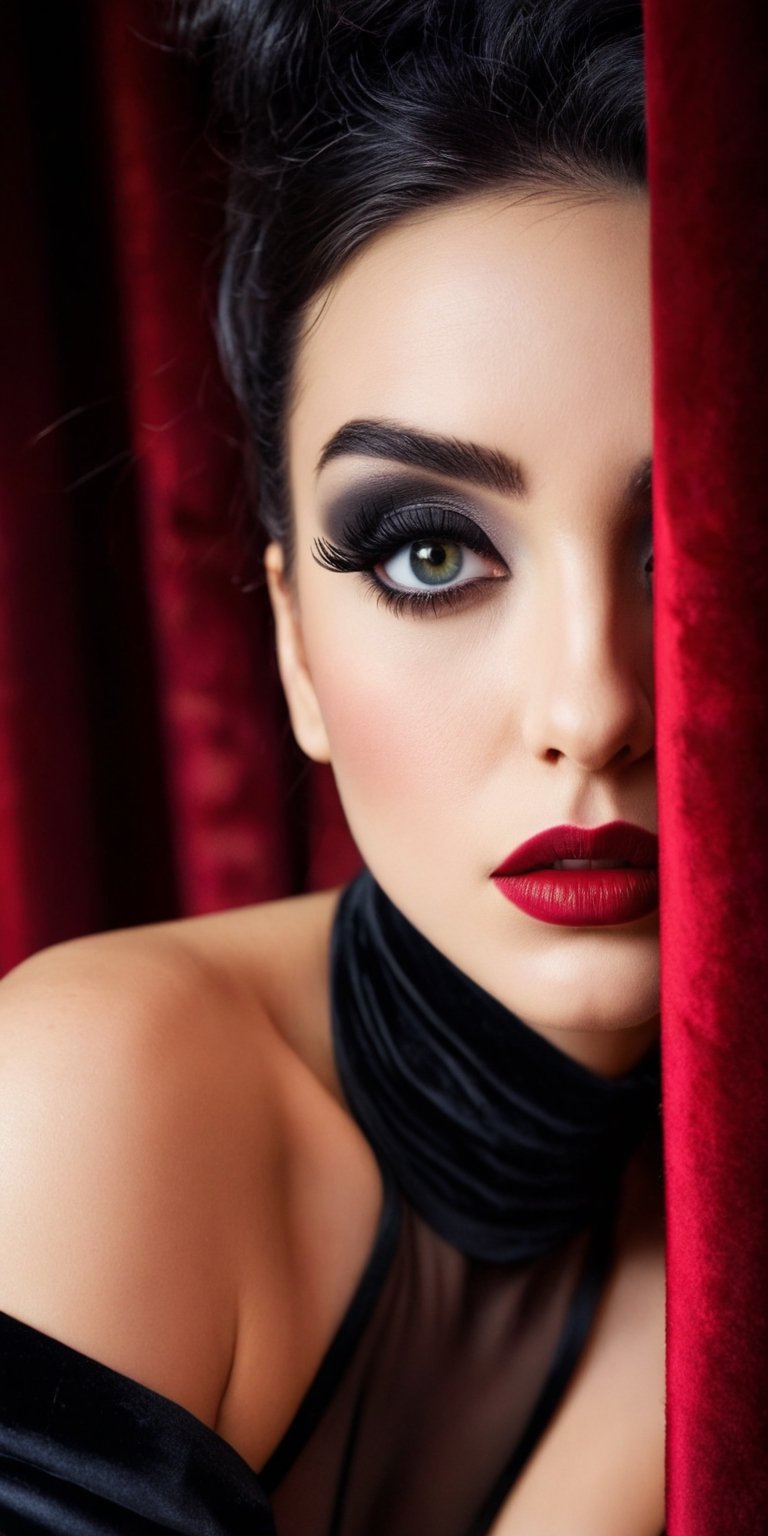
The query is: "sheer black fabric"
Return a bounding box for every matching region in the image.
[263,1167,617,1536]
[0,869,666,1535]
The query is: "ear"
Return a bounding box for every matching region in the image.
[264,541,332,764]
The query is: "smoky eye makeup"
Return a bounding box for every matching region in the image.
[312,474,511,618]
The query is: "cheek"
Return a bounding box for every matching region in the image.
[302,601,488,841]
[313,645,444,802]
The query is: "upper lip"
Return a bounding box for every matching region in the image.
[491,820,659,876]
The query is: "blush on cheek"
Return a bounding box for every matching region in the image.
[310,647,454,859]
[298,576,492,878]
[318,663,427,791]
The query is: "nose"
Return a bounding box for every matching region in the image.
[520,570,654,774]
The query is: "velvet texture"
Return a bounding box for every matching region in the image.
[4,0,768,1529]
[0,0,360,976]
[643,1,768,1529]
[332,868,662,1264]
[0,1309,276,1535]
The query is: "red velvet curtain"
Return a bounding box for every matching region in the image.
[3,0,768,1528]
[644,0,768,1528]
[0,0,360,977]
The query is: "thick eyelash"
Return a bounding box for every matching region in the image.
[355,570,492,618]
[311,499,506,617]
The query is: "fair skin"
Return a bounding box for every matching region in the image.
[0,186,664,1533]
[269,185,659,1080]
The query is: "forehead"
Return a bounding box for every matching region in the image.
[288,188,651,495]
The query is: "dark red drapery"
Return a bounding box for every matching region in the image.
[0,0,361,976]
[644,0,768,1529]
[2,0,767,1529]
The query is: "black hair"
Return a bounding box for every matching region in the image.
[174,0,647,575]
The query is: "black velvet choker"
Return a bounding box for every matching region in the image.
[330,868,662,1264]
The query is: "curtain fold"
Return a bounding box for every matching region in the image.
[0,0,361,976]
[95,0,295,915]
[644,0,768,1529]
[0,3,101,970]
[3,0,768,1527]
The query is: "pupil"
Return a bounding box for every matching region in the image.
[410,540,462,585]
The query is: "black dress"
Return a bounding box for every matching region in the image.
[0,869,667,1535]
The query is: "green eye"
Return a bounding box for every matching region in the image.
[408,541,464,585]
[380,539,496,593]
[310,497,510,618]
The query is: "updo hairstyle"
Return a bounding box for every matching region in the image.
[174,0,647,576]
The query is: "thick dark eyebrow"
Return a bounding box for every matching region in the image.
[316,420,525,498]
[316,418,652,510]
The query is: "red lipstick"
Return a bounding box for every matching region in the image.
[491,821,659,927]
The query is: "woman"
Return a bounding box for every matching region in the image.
[0,2,666,1532]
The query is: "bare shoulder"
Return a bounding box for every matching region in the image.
[144,883,392,1468]
[149,882,349,1093]
[0,910,302,1428]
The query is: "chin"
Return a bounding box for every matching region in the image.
[458,924,661,1037]
[487,965,661,1037]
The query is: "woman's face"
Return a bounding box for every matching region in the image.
[268,188,658,1077]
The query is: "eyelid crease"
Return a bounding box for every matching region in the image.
[310,490,652,620]
[310,498,509,620]
[314,495,505,568]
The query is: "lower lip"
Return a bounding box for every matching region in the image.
[491,868,659,926]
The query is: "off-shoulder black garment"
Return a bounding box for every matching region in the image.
[0,869,666,1536]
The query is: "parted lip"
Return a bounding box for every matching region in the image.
[491,820,659,877]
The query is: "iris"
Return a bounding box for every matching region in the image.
[407,540,463,584]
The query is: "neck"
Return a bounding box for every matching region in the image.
[528,1013,661,1081]
[330,868,662,1264]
